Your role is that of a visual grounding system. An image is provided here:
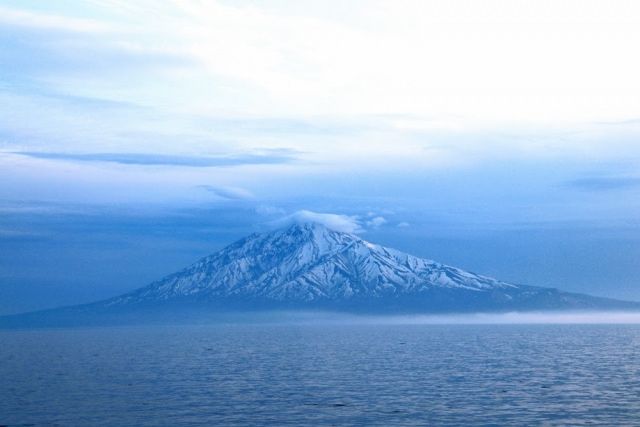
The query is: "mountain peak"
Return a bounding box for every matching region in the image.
[240,220,365,260]
[279,220,341,236]
[275,220,359,239]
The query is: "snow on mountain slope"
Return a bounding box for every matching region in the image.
[109,222,518,306]
[2,221,638,330]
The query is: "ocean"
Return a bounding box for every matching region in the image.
[2,323,640,426]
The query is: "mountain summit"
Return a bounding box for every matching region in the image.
[100,222,636,313]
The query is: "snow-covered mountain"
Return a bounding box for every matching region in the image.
[2,221,639,328]
[101,222,637,312]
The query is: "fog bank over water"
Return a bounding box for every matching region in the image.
[259,311,640,325]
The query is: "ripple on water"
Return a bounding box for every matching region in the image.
[1,324,640,426]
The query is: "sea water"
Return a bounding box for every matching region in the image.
[2,323,640,426]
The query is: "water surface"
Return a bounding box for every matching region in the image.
[2,324,640,426]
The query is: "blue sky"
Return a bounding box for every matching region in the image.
[1,0,640,314]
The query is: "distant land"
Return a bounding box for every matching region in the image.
[2,222,638,327]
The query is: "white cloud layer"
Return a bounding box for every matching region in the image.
[115,0,634,124]
[4,1,640,124]
[271,210,362,233]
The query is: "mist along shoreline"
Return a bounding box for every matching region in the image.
[4,307,640,329]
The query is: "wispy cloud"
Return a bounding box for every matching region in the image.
[196,116,359,136]
[0,201,87,216]
[566,176,640,192]
[255,205,286,216]
[0,6,190,79]
[13,150,298,167]
[0,5,111,33]
[0,228,46,238]
[199,185,254,200]
[365,216,387,229]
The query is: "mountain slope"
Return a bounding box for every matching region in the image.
[99,222,637,312]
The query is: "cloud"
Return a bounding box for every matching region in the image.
[0,5,110,33]
[566,176,640,192]
[196,116,357,136]
[397,221,410,228]
[336,312,640,325]
[0,201,88,216]
[0,228,46,238]
[144,0,640,123]
[271,210,362,233]
[13,150,297,167]
[199,185,254,200]
[255,205,286,216]
[366,216,387,229]
[0,9,191,81]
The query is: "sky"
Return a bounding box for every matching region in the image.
[1,0,640,314]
